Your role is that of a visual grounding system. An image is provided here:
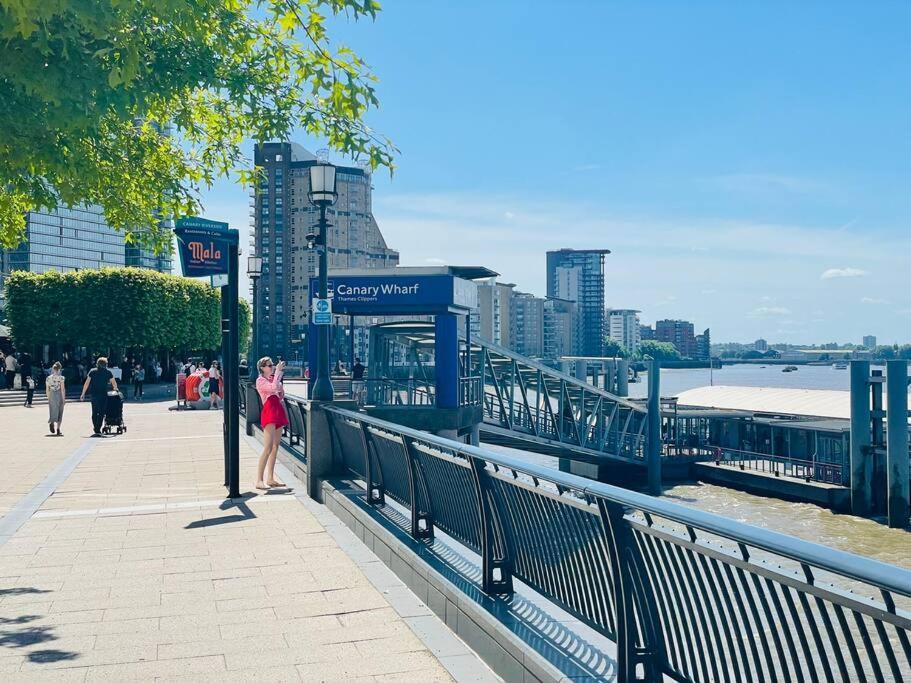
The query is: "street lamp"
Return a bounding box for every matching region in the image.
[247,255,263,366]
[308,153,337,401]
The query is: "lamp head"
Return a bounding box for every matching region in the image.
[308,160,337,207]
[246,255,263,279]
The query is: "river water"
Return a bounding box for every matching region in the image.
[493,363,911,567]
[626,362,854,398]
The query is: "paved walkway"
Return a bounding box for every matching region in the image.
[0,399,493,681]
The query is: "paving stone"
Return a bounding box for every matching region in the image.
[0,401,466,683]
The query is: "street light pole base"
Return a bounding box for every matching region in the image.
[312,376,334,402]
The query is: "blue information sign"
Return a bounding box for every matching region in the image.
[174,217,237,277]
[312,298,332,325]
[308,274,477,316]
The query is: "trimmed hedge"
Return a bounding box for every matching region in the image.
[5,268,250,354]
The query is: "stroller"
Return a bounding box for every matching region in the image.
[102,390,127,435]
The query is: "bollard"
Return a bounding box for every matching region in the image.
[849,361,872,516]
[616,359,629,397]
[886,361,909,528]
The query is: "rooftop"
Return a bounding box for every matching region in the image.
[676,384,911,425]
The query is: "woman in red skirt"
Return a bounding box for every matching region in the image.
[255,356,289,489]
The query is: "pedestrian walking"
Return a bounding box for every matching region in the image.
[352,357,366,406]
[46,361,66,435]
[19,352,32,390]
[154,361,162,384]
[255,357,288,490]
[6,351,18,390]
[132,363,145,400]
[208,361,221,409]
[80,357,118,436]
[23,374,35,407]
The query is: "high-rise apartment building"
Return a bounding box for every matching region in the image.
[0,204,172,292]
[253,142,399,360]
[754,338,769,352]
[640,324,655,341]
[511,291,544,357]
[476,279,515,348]
[543,297,577,363]
[655,319,697,358]
[862,335,877,349]
[695,328,711,361]
[606,309,640,356]
[546,249,609,357]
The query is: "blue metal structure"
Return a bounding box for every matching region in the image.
[268,395,911,682]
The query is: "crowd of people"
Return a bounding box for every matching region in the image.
[0,349,165,398]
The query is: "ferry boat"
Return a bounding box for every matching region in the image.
[833,361,848,370]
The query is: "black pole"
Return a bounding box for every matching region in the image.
[226,239,240,498]
[312,206,334,401]
[221,281,230,487]
[250,276,258,365]
[349,315,355,371]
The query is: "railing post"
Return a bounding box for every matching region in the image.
[646,361,662,495]
[468,456,513,595]
[401,436,434,539]
[244,383,261,436]
[360,423,385,505]
[597,498,665,682]
[305,403,333,503]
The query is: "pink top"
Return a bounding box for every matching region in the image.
[256,368,284,404]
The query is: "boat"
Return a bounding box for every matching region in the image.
[833,361,848,370]
[782,365,798,373]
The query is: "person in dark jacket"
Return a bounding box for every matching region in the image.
[80,357,118,436]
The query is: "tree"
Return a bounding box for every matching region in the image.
[0,0,394,250]
[602,338,626,358]
[638,340,681,361]
[4,268,249,355]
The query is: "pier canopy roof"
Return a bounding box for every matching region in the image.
[676,385,851,420]
[676,385,911,425]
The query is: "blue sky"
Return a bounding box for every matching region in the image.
[202,1,911,344]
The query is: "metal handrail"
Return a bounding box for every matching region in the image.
[277,398,911,678]
[324,405,911,597]
[713,447,845,485]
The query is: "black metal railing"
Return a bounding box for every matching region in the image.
[713,447,845,485]
[298,402,911,682]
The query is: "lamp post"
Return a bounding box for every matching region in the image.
[247,255,263,365]
[307,154,337,401]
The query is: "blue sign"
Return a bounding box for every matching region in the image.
[309,274,477,316]
[174,217,237,278]
[312,298,333,324]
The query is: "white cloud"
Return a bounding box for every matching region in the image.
[750,306,792,317]
[503,211,515,220]
[708,173,829,195]
[821,267,867,280]
[860,297,888,305]
[371,191,911,341]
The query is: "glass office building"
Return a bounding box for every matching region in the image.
[2,204,172,275]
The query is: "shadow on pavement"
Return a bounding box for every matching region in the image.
[0,589,82,667]
[184,499,256,529]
